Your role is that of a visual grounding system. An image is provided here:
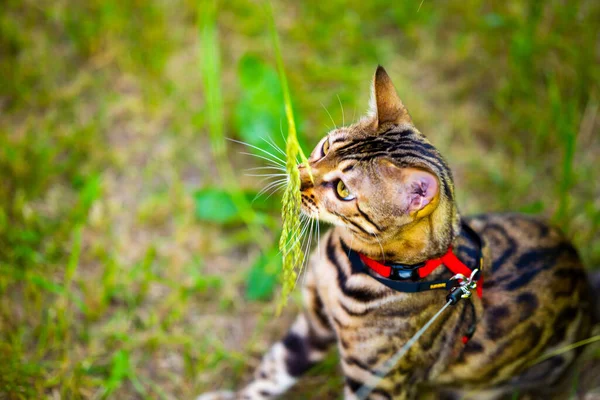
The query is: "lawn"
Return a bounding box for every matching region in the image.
[1,1,599,399]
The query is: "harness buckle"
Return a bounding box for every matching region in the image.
[388,266,421,281]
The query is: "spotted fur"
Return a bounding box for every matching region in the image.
[199,67,596,400]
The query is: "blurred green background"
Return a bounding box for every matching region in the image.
[1,0,599,398]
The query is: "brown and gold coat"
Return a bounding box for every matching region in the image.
[199,67,596,400]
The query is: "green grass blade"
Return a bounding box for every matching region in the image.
[528,335,600,367]
[265,1,311,313]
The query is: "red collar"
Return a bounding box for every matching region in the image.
[358,246,483,298]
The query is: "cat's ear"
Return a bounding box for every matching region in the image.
[369,66,412,128]
[379,160,438,216]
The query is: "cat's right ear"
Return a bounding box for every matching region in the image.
[369,66,412,129]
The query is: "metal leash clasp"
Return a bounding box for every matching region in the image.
[446,269,479,305]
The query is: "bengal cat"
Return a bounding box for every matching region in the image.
[199,67,598,400]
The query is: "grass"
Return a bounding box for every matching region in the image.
[0,0,599,399]
[266,1,312,313]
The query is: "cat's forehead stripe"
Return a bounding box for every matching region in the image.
[337,159,354,170]
[341,163,355,173]
[336,137,447,173]
[331,136,348,145]
[327,126,455,203]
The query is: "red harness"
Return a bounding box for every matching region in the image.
[358,246,483,298]
[345,222,485,344]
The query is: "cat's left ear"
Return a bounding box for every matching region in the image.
[370,66,412,128]
[378,160,438,216]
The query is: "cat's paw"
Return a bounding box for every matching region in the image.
[196,391,236,400]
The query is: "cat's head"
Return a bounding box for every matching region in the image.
[299,66,458,260]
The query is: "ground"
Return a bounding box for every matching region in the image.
[0,1,599,399]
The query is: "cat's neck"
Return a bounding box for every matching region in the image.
[339,204,460,265]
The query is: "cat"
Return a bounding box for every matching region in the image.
[199,66,598,400]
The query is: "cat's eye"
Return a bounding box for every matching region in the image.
[336,180,355,201]
[321,137,330,157]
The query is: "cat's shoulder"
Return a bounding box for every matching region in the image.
[464,213,583,288]
[464,212,567,244]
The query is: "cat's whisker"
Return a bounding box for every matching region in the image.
[293,218,311,250]
[295,215,312,247]
[282,222,311,261]
[291,213,305,226]
[281,214,311,255]
[244,173,288,178]
[372,232,386,264]
[316,215,321,262]
[254,175,287,187]
[240,152,285,168]
[255,182,285,200]
[298,212,308,225]
[303,216,320,287]
[261,136,287,158]
[245,166,286,172]
[296,217,315,288]
[345,225,357,259]
[303,220,316,284]
[295,221,309,287]
[306,218,315,261]
[279,118,288,145]
[239,150,286,168]
[305,218,319,255]
[321,102,337,130]
[280,216,306,254]
[337,94,345,127]
[253,178,288,202]
[264,181,288,200]
[308,216,318,255]
[289,213,313,259]
[228,138,287,166]
[257,177,287,194]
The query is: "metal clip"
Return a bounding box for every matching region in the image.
[446,269,479,305]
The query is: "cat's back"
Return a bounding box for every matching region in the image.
[445,212,594,392]
[309,213,594,395]
[466,212,588,296]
